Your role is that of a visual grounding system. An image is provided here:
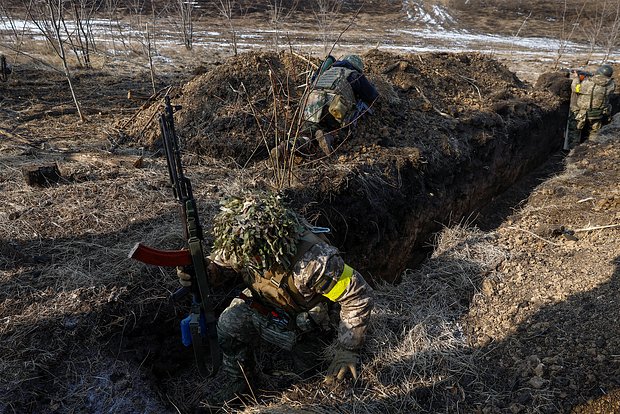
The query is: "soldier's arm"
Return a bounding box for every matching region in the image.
[348,72,379,106]
[293,243,374,350]
[571,76,583,94]
[327,261,374,351]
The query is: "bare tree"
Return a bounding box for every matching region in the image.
[217,0,239,55]
[602,1,620,60]
[69,0,100,68]
[45,0,97,69]
[314,0,343,53]
[269,0,298,50]
[575,0,620,64]
[0,1,27,71]
[28,0,85,121]
[0,1,23,46]
[103,0,122,55]
[126,0,148,52]
[553,0,585,69]
[176,0,193,50]
[145,22,156,94]
[0,1,66,73]
[581,1,608,63]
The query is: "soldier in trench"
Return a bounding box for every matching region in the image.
[272,54,379,159]
[177,191,374,405]
[565,64,616,149]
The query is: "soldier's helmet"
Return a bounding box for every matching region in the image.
[212,191,304,271]
[596,64,614,78]
[342,54,364,73]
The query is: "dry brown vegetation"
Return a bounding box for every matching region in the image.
[1,2,620,414]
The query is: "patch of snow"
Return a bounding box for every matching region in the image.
[403,0,456,27]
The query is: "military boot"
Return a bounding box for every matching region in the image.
[315,130,334,156]
[208,376,250,407]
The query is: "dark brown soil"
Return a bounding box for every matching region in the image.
[123,49,563,282]
[465,127,620,413]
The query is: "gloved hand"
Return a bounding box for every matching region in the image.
[324,347,359,384]
[176,266,192,287]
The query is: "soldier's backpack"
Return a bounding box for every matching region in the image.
[303,66,357,125]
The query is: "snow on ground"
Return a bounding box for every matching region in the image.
[402,0,457,25]
[1,16,619,83]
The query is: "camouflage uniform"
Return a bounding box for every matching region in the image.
[566,73,616,149]
[212,237,374,386]
[300,56,379,156]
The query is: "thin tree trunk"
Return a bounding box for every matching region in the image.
[49,0,85,122]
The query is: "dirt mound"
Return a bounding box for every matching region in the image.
[535,71,573,101]
[124,49,557,168]
[124,51,311,162]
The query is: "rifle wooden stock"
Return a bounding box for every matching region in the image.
[129,242,192,267]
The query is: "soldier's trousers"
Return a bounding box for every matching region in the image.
[217,298,328,380]
[566,110,605,149]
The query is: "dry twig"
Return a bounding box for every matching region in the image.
[573,223,620,233]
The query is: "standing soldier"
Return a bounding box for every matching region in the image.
[178,191,374,405]
[565,64,616,149]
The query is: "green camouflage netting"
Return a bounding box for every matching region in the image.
[212,192,305,272]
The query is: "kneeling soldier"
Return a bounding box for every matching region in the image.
[178,191,374,404]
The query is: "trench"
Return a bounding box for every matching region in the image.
[304,101,570,283]
[123,98,572,407]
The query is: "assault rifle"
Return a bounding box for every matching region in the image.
[128,96,220,376]
[561,68,592,81]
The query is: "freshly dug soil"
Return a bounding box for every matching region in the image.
[464,124,620,413]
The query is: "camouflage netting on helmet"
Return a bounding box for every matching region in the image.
[212,192,305,272]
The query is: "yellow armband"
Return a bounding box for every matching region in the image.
[323,264,353,301]
[575,84,581,93]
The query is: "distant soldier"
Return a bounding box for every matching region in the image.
[303,54,379,155]
[177,191,374,405]
[565,64,616,149]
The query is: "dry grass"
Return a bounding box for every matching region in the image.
[0,140,238,409]
[238,224,508,413]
